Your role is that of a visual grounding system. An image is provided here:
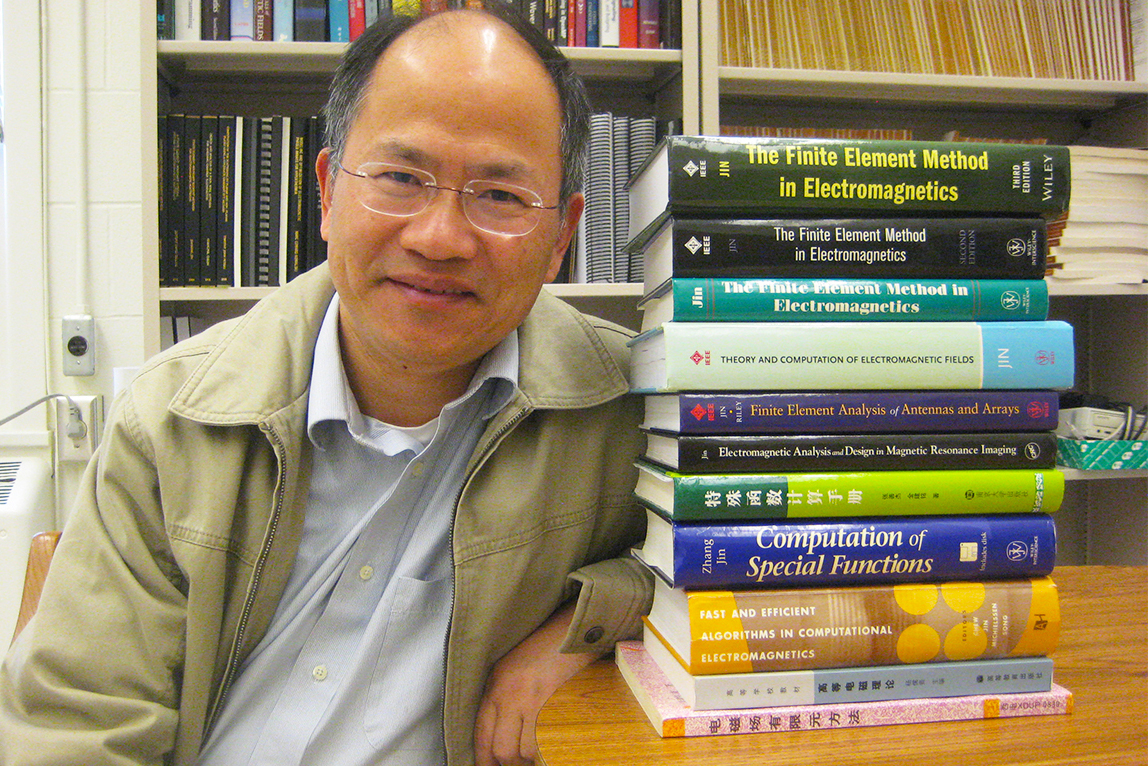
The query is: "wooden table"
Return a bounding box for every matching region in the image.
[537,565,1147,766]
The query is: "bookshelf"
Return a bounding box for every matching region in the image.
[141,0,1148,564]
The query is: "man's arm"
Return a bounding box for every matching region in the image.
[473,599,594,766]
[474,557,653,766]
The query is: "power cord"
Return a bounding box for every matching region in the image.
[0,394,88,444]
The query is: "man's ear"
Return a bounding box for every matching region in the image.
[545,191,585,283]
[316,147,334,241]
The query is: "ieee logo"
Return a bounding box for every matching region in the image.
[684,236,711,255]
[690,403,716,421]
[682,160,707,178]
[690,350,711,366]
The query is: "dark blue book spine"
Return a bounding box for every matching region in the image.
[647,391,1060,434]
[647,514,1056,588]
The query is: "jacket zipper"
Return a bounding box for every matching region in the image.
[440,402,531,765]
[203,422,290,736]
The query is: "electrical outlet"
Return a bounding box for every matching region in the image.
[55,395,102,462]
[62,315,96,376]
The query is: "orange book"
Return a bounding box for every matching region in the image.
[645,575,1060,675]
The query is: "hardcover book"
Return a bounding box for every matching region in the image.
[641,391,1061,435]
[640,623,1056,708]
[639,277,1049,329]
[634,462,1064,521]
[632,509,1058,588]
[633,216,1049,294]
[629,321,1075,392]
[642,429,1059,473]
[615,640,1073,738]
[643,575,1060,674]
[627,135,1072,239]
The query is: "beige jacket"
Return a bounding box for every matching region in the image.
[0,264,651,766]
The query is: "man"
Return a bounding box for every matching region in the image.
[0,9,650,765]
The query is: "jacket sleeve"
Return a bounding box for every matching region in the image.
[560,556,653,653]
[0,387,186,766]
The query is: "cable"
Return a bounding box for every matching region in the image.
[0,394,87,441]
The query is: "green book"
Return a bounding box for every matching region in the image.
[628,135,1071,239]
[634,461,1065,521]
[640,277,1049,330]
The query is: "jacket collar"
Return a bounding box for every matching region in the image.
[170,262,632,425]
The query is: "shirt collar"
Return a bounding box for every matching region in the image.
[307,294,519,452]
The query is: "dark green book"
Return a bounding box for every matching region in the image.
[627,135,1071,238]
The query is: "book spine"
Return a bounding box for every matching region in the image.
[638,630,1055,708]
[203,0,230,39]
[217,116,236,286]
[294,0,328,41]
[650,391,1060,434]
[199,115,218,287]
[634,320,1075,392]
[636,0,659,47]
[653,431,1058,473]
[656,576,1059,674]
[615,643,1072,739]
[253,0,273,40]
[660,277,1049,322]
[230,0,254,39]
[181,115,201,286]
[273,0,294,40]
[641,512,1058,588]
[328,0,351,41]
[637,465,1064,520]
[662,136,1070,215]
[647,217,1048,281]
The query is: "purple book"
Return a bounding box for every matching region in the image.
[642,390,1059,435]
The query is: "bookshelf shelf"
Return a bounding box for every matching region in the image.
[716,67,1148,111]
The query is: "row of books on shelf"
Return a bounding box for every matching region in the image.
[719,0,1141,81]
[616,132,1073,738]
[159,0,679,49]
[159,113,328,288]
[159,109,662,289]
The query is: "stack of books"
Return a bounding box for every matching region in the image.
[619,134,1076,737]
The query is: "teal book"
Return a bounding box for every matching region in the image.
[629,320,1075,392]
[640,277,1049,329]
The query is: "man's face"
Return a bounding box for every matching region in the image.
[318,16,582,389]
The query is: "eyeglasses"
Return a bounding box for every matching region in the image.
[338,161,559,236]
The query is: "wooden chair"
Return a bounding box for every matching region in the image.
[12,530,61,642]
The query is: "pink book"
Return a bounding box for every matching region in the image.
[615,641,1073,738]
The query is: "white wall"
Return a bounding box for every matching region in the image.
[0,0,148,523]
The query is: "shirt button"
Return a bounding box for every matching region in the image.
[411,461,425,477]
[584,626,605,644]
[312,664,328,682]
[359,565,375,581]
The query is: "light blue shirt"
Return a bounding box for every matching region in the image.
[197,295,518,766]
